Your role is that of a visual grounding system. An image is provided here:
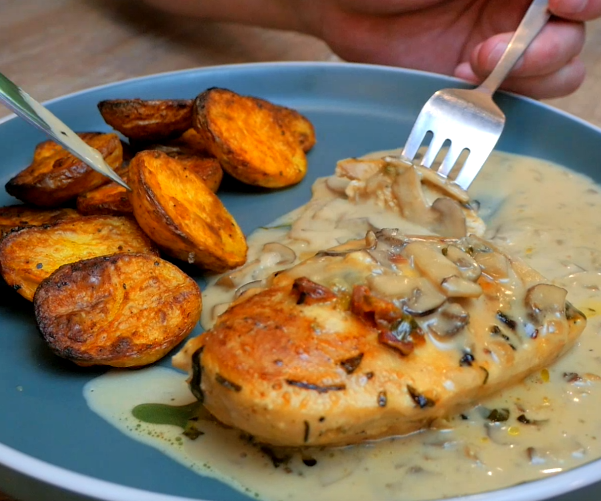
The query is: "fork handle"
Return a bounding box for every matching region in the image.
[477,0,551,95]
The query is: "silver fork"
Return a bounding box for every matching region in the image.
[401,0,550,190]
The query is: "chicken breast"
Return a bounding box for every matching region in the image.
[174,231,586,447]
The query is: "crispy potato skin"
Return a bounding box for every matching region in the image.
[34,253,201,367]
[274,105,316,153]
[0,205,80,238]
[98,99,193,142]
[164,128,211,155]
[150,148,223,193]
[129,150,246,272]
[193,88,313,189]
[77,150,222,216]
[76,179,133,216]
[5,133,123,207]
[0,215,157,301]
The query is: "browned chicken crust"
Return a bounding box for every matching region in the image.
[5,133,123,207]
[175,234,586,447]
[98,99,193,142]
[0,215,157,301]
[129,150,246,272]
[34,253,201,367]
[193,88,315,188]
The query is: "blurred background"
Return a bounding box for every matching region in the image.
[2,0,601,125]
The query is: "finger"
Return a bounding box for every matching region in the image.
[468,20,585,79]
[549,0,601,21]
[454,57,586,99]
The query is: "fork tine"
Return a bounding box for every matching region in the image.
[401,122,430,161]
[420,134,446,168]
[438,143,465,177]
[453,147,494,190]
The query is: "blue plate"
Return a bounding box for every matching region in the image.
[1,62,601,501]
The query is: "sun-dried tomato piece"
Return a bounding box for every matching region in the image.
[292,277,337,305]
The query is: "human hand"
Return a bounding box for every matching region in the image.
[301,0,601,99]
[142,0,601,99]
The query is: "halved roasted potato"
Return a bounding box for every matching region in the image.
[34,253,201,368]
[76,175,134,216]
[147,147,223,193]
[0,205,80,238]
[98,99,193,142]
[77,150,222,215]
[131,128,210,156]
[193,88,314,188]
[5,133,123,207]
[0,215,157,301]
[129,150,246,272]
[163,128,210,155]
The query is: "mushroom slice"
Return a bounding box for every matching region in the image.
[262,242,297,266]
[525,284,568,324]
[413,164,470,204]
[431,198,467,238]
[368,274,423,299]
[444,245,482,282]
[475,251,509,280]
[403,279,447,317]
[426,302,470,337]
[317,231,377,257]
[336,157,386,180]
[235,279,266,299]
[441,276,483,298]
[404,241,461,286]
[326,176,351,194]
[215,259,260,288]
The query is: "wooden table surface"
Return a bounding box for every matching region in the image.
[2,0,601,500]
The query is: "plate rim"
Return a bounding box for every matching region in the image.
[1,60,600,501]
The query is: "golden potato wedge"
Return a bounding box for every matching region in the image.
[76,150,222,215]
[148,147,223,193]
[164,128,211,155]
[129,150,247,272]
[271,104,316,153]
[34,253,201,368]
[0,215,157,301]
[193,88,313,188]
[76,175,133,216]
[0,205,80,239]
[131,128,210,157]
[5,133,123,207]
[98,99,193,142]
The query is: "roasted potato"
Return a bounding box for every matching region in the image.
[131,128,211,157]
[148,147,223,193]
[34,253,201,368]
[193,88,314,188]
[274,105,316,153]
[76,175,134,216]
[5,133,123,207]
[77,150,222,215]
[163,128,210,155]
[129,150,247,272]
[98,99,193,142]
[0,215,157,301]
[0,205,80,238]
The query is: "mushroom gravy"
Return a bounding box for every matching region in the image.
[86,150,601,501]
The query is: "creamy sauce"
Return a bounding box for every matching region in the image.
[86,150,601,501]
